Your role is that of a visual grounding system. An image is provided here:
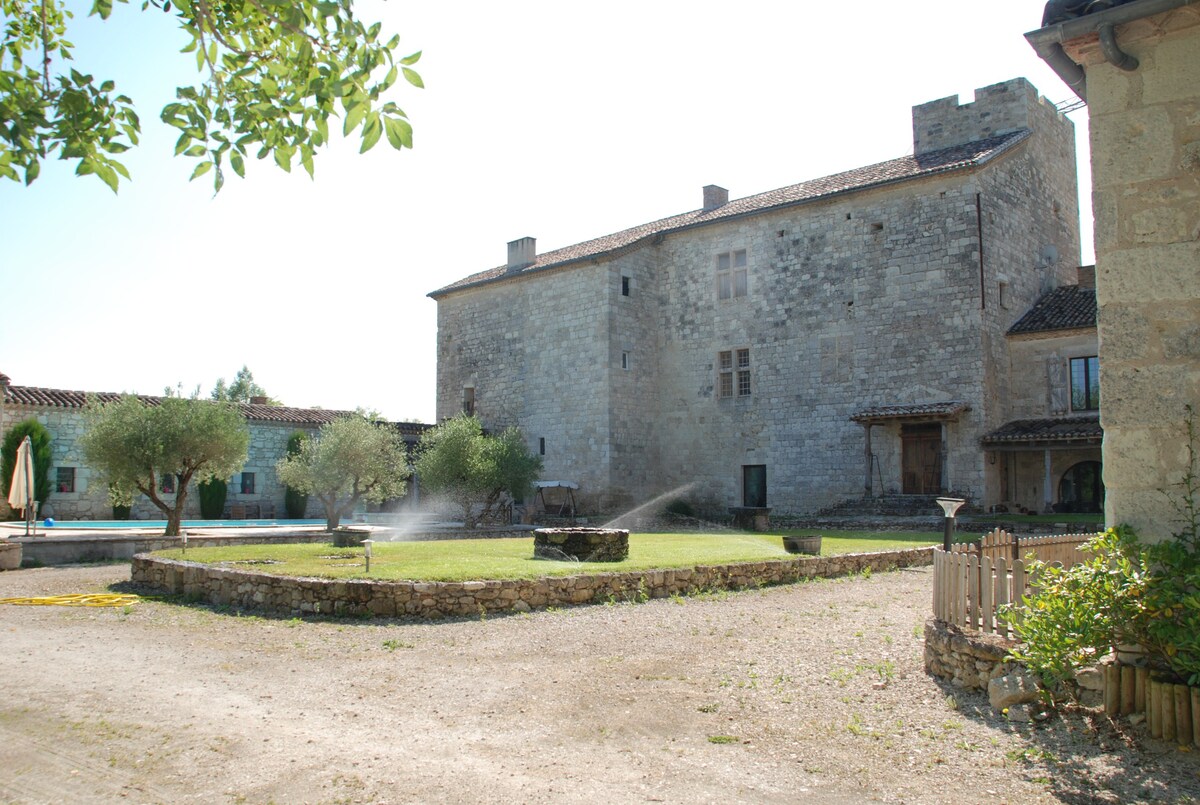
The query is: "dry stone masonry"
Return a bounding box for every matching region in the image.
[131,546,933,619]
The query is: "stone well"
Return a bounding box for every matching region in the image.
[533,527,629,562]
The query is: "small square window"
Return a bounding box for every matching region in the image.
[717,349,750,398]
[160,474,176,494]
[621,276,630,296]
[56,467,75,493]
[241,472,256,495]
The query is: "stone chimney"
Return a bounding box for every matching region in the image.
[507,237,536,270]
[249,395,269,405]
[1076,265,1095,288]
[702,185,728,212]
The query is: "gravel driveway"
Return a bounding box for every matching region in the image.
[1,563,1196,804]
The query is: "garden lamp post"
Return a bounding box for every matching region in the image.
[181,529,188,556]
[362,539,373,574]
[936,497,966,551]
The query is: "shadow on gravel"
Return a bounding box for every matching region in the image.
[929,677,1200,803]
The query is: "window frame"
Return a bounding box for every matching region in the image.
[463,387,475,417]
[718,348,751,398]
[716,249,748,300]
[241,472,256,495]
[56,466,75,494]
[1069,356,1100,412]
[160,474,176,495]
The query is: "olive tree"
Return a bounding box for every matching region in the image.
[414,416,542,528]
[1,0,422,192]
[275,414,409,531]
[80,395,250,536]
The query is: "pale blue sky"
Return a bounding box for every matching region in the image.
[0,0,1090,422]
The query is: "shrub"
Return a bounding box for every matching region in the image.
[198,477,228,519]
[664,499,695,518]
[284,430,309,519]
[1,418,53,512]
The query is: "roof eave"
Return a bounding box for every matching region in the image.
[430,133,1030,300]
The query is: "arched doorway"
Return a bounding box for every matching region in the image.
[1058,461,1104,513]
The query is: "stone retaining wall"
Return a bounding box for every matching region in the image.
[923,617,1019,690]
[131,546,934,619]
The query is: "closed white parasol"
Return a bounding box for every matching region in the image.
[7,435,36,535]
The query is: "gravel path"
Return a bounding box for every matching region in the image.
[1,563,1196,804]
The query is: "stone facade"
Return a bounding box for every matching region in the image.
[1048,4,1200,539]
[0,381,430,521]
[432,79,1081,514]
[131,546,934,619]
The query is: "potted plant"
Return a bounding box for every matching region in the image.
[109,484,133,520]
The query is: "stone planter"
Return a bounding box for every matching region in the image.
[332,527,369,548]
[533,527,629,562]
[0,541,22,571]
[783,535,822,555]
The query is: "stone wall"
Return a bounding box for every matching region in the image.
[923,617,1019,691]
[434,79,1080,515]
[1061,8,1200,539]
[131,546,934,619]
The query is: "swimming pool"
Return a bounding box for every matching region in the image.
[38,519,328,529]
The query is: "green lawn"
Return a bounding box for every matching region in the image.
[159,530,939,583]
[967,513,1104,526]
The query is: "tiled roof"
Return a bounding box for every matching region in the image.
[981,416,1102,445]
[850,401,971,423]
[1008,283,1097,335]
[3,385,431,433]
[431,130,1031,297]
[1042,0,1138,26]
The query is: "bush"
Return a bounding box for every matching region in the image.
[664,499,695,518]
[1,418,53,512]
[284,430,309,518]
[198,478,228,519]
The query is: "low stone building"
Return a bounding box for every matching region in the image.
[983,267,1102,513]
[0,374,430,521]
[430,78,1084,515]
[1028,0,1200,538]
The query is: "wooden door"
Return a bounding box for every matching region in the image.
[901,424,942,494]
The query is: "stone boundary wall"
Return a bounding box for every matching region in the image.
[130,546,934,619]
[923,617,1020,690]
[16,531,333,565]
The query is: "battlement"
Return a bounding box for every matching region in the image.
[912,78,1068,155]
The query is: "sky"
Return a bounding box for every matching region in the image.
[0,0,1092,423]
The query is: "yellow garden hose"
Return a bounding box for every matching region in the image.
[0,593,140,608]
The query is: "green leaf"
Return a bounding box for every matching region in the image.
[190,161,212,181]
[402,67,423,89]
[183,145,207,157]
[384,116,412,150]
[360,115,382,153]
[400,51,422,66]
[273,147,291,173]
[95,163,120,193]
[300,148,314,179]
[100,80,115,93]
[230,151,245,178]
[91,0,114,19]
[342,101,368,137]
[23,160,40,185]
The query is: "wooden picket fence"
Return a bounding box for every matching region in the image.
[932,529,1097,638]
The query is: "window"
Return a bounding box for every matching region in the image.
[241,472,256,495]
[621,351,630,370]
[539,437,546,456]
[998,281,1009,309]
[716,249,748,300]
[718,349,751,398]
[621,276,630,296]
[56,467,75,493]
[463,387,475,417]
[1070,356,1100,411]
[160,474,176,494]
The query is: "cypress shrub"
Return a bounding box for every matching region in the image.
[198,477,228,519]
[1,419,53,513]
[284,430,309,518]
